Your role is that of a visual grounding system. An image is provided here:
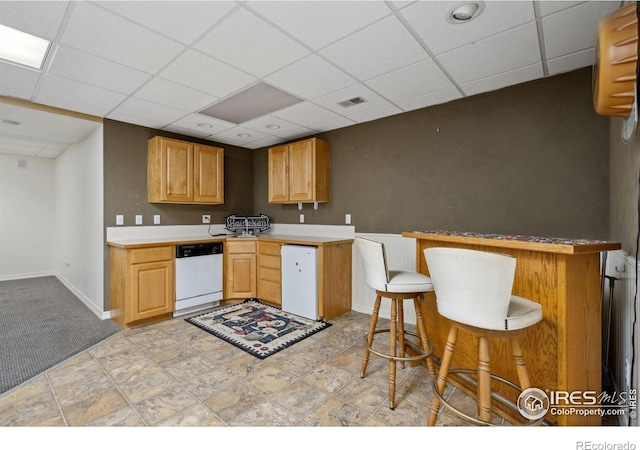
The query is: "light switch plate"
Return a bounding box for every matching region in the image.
[135,215,143,225]
[345,214,351,224]
[154,215,160,224]
[300,214,304,223]
[116,215,124,226]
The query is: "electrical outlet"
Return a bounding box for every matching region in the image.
[135,215,143,225]
[300,214,305,223]
[116,215,124,226]
[154,215,160,225]
[202,215,211,224]
[345,214,351,224]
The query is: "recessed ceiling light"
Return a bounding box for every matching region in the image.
[265,124,280,130]
[447,2,484,24]
[237,133,252,138]
[0,24,50,69]
[1,119,21,125]
[197,123,213,128]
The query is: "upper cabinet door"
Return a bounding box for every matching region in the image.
[268,144,289,203]
[162,139,193,202]
[288,140,314,202]
[194,145,224,204]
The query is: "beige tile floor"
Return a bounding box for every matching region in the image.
[0,309,513,427]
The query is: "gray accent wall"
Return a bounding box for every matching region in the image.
[254,67,610,239]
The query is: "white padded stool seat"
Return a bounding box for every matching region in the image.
[385,270,434,293]
[506,295,542,330]
[355,237,436,410]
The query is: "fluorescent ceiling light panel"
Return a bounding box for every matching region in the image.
[0,24,50,69]
[200,82,303,124]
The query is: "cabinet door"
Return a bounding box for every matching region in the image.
[268,145,289,203]
[162,139,193,202]
[130,260,174,321]
[257,241,282,305]
[288,140,314,202]
[225,253,257,299]
[194,145,224,203]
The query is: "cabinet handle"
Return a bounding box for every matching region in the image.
[337,244,342,249]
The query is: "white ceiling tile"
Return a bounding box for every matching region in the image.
[276,127,317,140]
[209,125,271,146]
[401,0,535,55]
[547,48,594,76]
[313,84,391,115]
[195,8,310,78]
[61,2,185,73]
[365,59,453,102]
[95,1,237,45]
[159,50,256,99]
[108,97,187,126]
[0,62,40,99]
[48,45,151,95]
[543,1,619,60]
[397,87,462,112]
[246,1,391,50]
[320,15,428,81]
[438,23,541,85]
[161,124,213,139]
[243,135,289,150]
[104,112,169,130]
[460,64,543,96]
[265,54,358,100]
[272,102,342,127]
[0,135,44,151]
[310,117,356,133]
[169,114,236,135]
[538,1,587,17]
[37,142,68,158]
[242,115,307,136]
[0,0,69,40]
[347,104,404,124]
[133,78,218,112]
[35,74,126,117]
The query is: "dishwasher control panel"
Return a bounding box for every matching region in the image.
[176,242,223,258]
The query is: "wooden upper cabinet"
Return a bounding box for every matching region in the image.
[268,137,330,204]
[148,136,224,204]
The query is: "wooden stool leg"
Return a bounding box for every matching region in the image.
[389,298,398,409]
[477,336,492,423]
[413,296,435,379]
[397,299,406,369]
[361,295,382,378]
[510,336,532,390]
[428,325,458,426]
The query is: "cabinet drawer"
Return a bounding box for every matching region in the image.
[259,279,281,302]
[259,254,281,269]
[259,266,281,282]
[129,247,173,264]
[226,240,256,254]
[259,241,282,256]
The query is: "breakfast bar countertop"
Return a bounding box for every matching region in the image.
[402,230,621,254]
[106,233,353,249]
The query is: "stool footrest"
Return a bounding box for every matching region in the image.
[366,328,434,363]
[432,368,545,426]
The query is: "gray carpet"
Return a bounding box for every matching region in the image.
[0,276,121,394]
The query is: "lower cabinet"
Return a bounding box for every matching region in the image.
[109,245,174,329]
[224,239,257,299]
[257,241,283,306]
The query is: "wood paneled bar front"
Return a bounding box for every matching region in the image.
[402,230,621,426]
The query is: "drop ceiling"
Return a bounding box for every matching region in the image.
[0,0,622,158]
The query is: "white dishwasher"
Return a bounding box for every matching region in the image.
[281,244,318,320]
[174,242,223,317]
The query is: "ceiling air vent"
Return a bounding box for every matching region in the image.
[338,97,366,107]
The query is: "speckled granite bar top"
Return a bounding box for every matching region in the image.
[402,230,621,254]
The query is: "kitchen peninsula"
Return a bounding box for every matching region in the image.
[403,230,621,426]
[107,232,352,329]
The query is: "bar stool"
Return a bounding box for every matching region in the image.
[355,237,435,410]
[423,247,543,426]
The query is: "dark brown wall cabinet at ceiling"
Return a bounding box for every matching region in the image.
[148,136,224,205]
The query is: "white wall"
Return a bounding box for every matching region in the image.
[54,125,105,317]
[0,154,55,280]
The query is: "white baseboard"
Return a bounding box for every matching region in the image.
[0,271,55,282]
[54,272,111,320]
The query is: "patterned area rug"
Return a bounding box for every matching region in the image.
[186,299,331,359]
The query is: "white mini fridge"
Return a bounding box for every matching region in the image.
[281,244,318,320]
